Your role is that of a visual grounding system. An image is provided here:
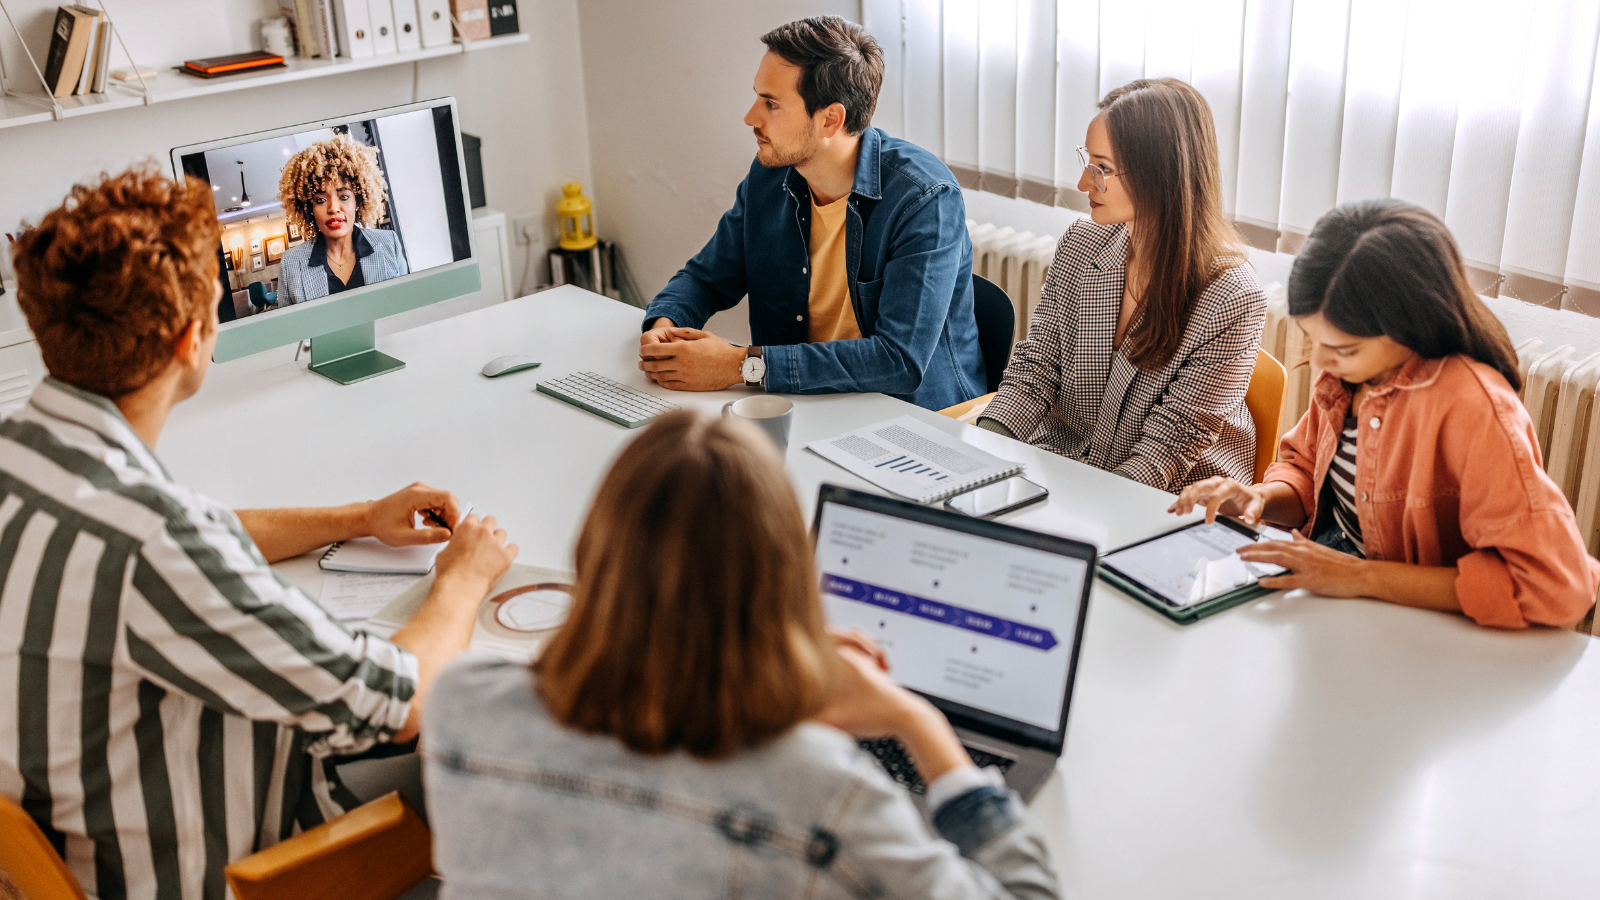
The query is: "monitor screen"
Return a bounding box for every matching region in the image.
[177,104,471,324]
[814,498,1089,735]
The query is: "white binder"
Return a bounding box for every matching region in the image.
[417,0,452,48]
[392,0,422,51]
[332,0,374,59]
[367,0,398,55]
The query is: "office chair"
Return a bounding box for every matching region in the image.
[938,275,1017,422]
[1,790,432,900]
[225,792,434,900]
[0,793,88,900]
[247,281,278,310]
[1244,348,1288,483]
[971,274,1016,395]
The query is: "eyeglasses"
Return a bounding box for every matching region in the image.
[1077,146,1122,194]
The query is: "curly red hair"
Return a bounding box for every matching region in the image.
[14,165,220,398]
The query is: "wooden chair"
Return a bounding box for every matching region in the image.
[0,791,431,900]
[939,391,996,422]
[945,350,1289,484]
[226,792,433,900]
[0,794,87,900]
[1245,348,1288,483]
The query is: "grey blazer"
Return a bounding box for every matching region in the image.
[423,655,1060,900]
[982,219,1265,492]
[278,226,409,305]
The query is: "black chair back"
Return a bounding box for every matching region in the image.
[971,274,1016,394]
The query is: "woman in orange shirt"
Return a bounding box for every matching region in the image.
[1171,199,1598,628]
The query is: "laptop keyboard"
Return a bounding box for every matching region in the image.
[857,737,1015,795]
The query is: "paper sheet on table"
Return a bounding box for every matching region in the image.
[319,572,420,622]
[370,563,576,661]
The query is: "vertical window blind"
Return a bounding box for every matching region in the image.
[862,0,1600,314]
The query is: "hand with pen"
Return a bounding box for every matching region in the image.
[364,482,464,546]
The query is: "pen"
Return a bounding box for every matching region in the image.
[423,509,453,533]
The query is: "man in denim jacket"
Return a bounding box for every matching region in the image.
[638,16,985,412]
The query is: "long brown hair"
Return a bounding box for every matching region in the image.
[535,410,834,758]
[1100,78,1243,370]
[1288,199,1521,391]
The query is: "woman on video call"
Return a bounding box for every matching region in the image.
[277,133,409,305]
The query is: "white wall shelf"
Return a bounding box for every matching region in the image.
[0,32,529,132]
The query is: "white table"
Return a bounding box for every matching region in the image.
[162,286,1600,900]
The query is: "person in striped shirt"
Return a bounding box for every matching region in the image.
[0,166,517,900]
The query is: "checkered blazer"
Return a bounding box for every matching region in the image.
[982,219,1265,492]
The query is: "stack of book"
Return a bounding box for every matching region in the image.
[42,5,114,98]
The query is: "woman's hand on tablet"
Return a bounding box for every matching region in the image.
[1169,477,1268,524]
[1236,530,1371,596]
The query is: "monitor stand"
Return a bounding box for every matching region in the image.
[308,321,405,385]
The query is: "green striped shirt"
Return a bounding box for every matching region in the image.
[0,378,418,900]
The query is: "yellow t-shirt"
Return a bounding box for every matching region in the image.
[807,192,862,343]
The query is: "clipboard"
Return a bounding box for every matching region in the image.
[1096,518,1290,625]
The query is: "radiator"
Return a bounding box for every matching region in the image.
[968,221,1057,342]
[1511,339,1600,556]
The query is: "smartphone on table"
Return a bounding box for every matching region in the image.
[944,476,1049,518]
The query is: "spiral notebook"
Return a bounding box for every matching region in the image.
[318,504,473,575]
[806,415,1025,504]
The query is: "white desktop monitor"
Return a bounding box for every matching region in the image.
[171,97,479,384]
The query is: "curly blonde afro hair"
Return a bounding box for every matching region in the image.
[277,134,389,240]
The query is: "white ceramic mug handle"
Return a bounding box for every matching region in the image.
[722,400,736,417]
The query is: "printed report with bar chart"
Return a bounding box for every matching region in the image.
[806,415,1025,504]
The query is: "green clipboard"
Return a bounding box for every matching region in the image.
[1096,519,1283,626]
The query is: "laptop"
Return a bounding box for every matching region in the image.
[811,484,1096,802]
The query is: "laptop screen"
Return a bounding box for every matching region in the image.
[813,487,1093,746]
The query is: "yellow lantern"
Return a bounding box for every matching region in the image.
[557,182,598,251]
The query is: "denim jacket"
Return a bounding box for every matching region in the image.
[423,655,1060,900]
[643,128,986,411]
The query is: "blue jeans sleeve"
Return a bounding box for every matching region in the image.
[642,176,752,331]
[930,784,1028,857]
[763,183,968,396]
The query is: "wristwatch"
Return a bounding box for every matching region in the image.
[740,346,766,387]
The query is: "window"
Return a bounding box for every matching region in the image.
[864,0,1600,313]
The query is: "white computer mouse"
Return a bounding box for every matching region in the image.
[481,355,543,378]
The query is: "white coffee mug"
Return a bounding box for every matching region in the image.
[722,395,794,453]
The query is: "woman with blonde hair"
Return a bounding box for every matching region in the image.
[979,78,1265,492]
[276,133,408,304]
[423,410,1059,899]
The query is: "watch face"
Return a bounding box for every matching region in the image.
[743,356,766,382]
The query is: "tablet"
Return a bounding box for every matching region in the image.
[1099,519,1293,623]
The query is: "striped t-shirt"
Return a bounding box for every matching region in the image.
[0,378,419,900]
[1326,412,1366,556]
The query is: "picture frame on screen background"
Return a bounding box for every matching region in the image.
[251,254,264,272]
[265,234,287,262]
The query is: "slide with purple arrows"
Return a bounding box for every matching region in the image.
[815,503,1089,734]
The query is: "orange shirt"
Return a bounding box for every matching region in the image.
[1265,355,1599,628]
[807,192,862,343]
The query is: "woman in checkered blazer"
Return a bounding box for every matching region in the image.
[979,79,1265,493]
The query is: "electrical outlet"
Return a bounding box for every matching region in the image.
[512,215,541,245]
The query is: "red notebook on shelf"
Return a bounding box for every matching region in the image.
[181,51,286,77]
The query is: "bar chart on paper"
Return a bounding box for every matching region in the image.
[806,415,1025,504]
